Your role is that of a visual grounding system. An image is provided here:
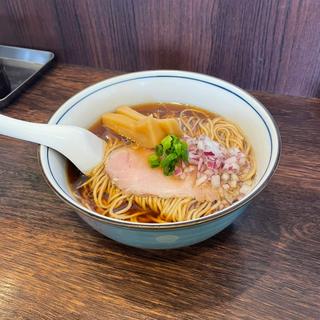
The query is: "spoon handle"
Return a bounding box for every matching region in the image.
[0,114,63,145]
[0,114,105,174]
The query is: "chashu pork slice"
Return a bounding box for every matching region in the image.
[105,146,218,202]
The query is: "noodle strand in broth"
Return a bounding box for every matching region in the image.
[71,104,256,223]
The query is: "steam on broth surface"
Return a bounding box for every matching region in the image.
[67,102,256,223]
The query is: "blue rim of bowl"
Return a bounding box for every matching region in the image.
[40,72,281,230]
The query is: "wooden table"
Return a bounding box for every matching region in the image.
[0,65,319,320]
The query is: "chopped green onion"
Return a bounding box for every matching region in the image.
[161,153,177,170]
[161,135,173,153]
[163,162,176,176]
[174,142,182,156]
[155,144,163,157]
[148,134,189,175]
[148,154,160,168]
[181,141,188,162]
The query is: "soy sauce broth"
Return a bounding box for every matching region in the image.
[67,102,215,210]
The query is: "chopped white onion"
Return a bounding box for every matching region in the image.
[221,173,230,182]
[239,157,246,165]
[184,166,195,173]
[195,175,207,186]
[222,184,230,190]
[230,180,237,188]
[211,175,221,188]
[231,173,239,181]
[183,135,250,191]
[204,169,213,177]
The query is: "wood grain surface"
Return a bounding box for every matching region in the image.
[1,0,320,98]
[0,65,320,320]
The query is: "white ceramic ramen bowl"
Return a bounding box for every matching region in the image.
[39,70,281,249]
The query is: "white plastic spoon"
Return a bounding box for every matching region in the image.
[0,114,106,175]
